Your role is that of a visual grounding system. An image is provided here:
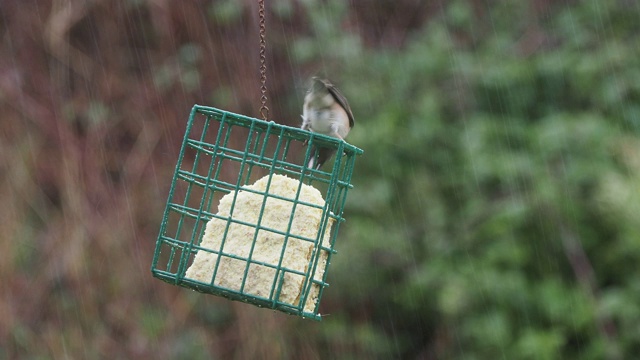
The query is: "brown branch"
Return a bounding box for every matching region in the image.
[558,222,621,360]
[44,0,96,80]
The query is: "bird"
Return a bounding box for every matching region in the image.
[301,77,355,170]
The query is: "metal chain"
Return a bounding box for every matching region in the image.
[258,0,269,120]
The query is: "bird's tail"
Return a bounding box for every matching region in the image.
[307,146,336,170]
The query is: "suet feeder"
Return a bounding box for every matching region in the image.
[151,105,362,320]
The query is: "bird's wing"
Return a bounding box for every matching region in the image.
[325,82,355,128]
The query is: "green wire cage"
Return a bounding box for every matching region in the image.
[151,105,363,320]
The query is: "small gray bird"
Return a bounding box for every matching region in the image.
[301,77,355,170]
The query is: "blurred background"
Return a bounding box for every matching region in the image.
[2,0,640,358]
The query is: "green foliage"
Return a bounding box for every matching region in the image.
[309,0,640,358]
[153,43,202,92]
[209,0,244,25]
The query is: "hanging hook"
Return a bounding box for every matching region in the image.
[258,0,270,120]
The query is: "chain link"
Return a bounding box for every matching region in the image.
[258,0,269,120]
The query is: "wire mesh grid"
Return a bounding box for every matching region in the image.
[151,105,362,320]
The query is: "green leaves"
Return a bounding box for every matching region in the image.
[289,0,640,357]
